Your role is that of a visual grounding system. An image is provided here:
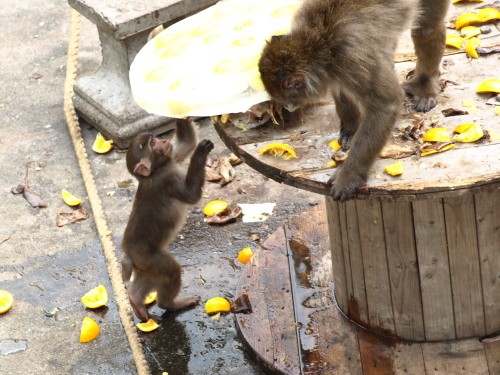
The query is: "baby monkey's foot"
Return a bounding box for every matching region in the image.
[402,75,441,112]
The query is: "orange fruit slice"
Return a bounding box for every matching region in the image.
[476,78,500,94]
[328,139,342,151]
[205,297,231,314]
[61,189,82,207]
[237,247,253,264]
[81,285,108,309]
[92,133,113,154]
[453,123,484,143]
[203,200,228,216]
[136,318,159,332]
[445,34,464,49]
[258,143,298,160]
[422,128,451,143]
[455,12,481,30]
[384,162,404,177]
[465,37,480,59]
[80,317,100,343]
[0,290,14,314]
[144,291,157,305]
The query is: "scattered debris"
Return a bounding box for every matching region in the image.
[0,340,27,356]
[379,144,415,159]
[236,247,253,264]
[421,142,456,157]
[44,307,61,319]
[56,207,89,227]
[442,108,469,117]
[238,203,275,223]
[205,204,242,225]
[231,294,252,314]
[0,235,11,246]
[11,163,47,208]
[384,162,405,177]
[117,179,133,188]
[258,143,298,160]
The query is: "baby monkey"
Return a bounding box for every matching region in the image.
[259,0,449,201]
[121,119,213,321]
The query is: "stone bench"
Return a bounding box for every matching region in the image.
[68,0,218,147]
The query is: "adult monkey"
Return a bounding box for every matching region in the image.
[259,0,450,201]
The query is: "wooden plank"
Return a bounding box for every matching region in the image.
[286,205,364,375]
[412,199,455,341]
[382,200,425,341]
[357,328,395,374]
[235,226,301,374]
[475,189,500,334]
[393,343,426,375]
[484,340,500,375]
[444,194,485,339]
[356,200,395,336]
[338,201,355,314]
[346,200,369,326]
[422,340,489,375]
[325,197,349,313]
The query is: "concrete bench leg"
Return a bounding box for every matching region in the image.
[73,27,174,148]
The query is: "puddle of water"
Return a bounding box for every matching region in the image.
[0,340,27,356]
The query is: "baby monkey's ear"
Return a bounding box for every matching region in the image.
[283,73,305,89]
[133,157,152,177]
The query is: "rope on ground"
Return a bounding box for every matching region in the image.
[64,10,151,375]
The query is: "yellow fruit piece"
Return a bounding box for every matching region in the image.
[476,78,500,94]
[421,143,456,157]
[237,247,253,264]
[465,37,480,58]
[328,139,342,151]
[384,162,404,177]
[326,160,337,168]
[205,297,231,315]
[203,200,228,216]
[453,123,483,143]
[445,34,464,49]
[92,133,113,154]
[80,317,100,343]
[144,291,157,305]
[136,318,159,332]
[258,143,298,160]
[460,26,481,39]
[477,8,500,23]
[61,189,82,207]
[81,285,108,309]
[0,290,13,314]
[455,12,481,30]
[422,127,451,142]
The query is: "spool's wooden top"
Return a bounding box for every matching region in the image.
[215,20,500,200]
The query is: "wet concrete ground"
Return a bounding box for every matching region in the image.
[0,1,320,373]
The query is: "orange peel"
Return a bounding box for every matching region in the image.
[328,139,342,151]
[61,189,82,207]
[237,247,253,264]
[476,78,500,94]
[203,200,228,216]
[452,0,484,3]
[81,285,108,309]
[80,317,100,343]
[465,37,480,58]
[384,162,404,177]
[453,123,483,143]
[455,12,481,30]
[421,143,456,157]
[258,143,297,160]
[136,319,159,332]
[422,128,451,143]
[205,297,231,314]
[445,34,464,49]
[0,290,13,314]
[144,291,157,305]
[460,26,481,39]
[92,133,114,154]
[477,8,500,23]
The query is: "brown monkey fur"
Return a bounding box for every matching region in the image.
[121,119,213,321]
[258,0,450,201]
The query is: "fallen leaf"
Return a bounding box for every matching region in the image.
[11,185,48,208]
[442,108,469,117]
[205,205,242,225]
[231,294,252,314]
[219,157,235,186]
[379,145,415,159]
[57,207,89,227]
